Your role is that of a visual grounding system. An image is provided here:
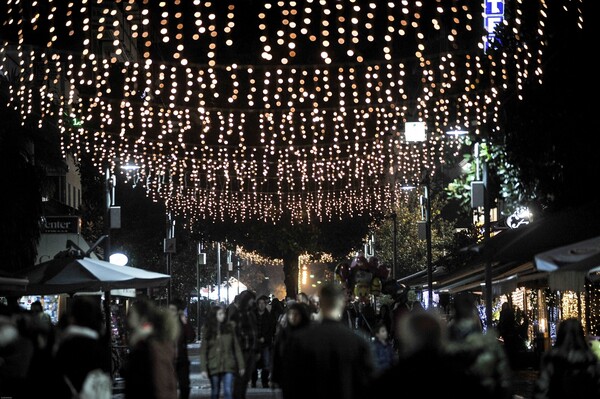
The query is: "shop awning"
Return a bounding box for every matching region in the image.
[535,235,600,292]
[0,276,28,294]
[442,261,543,295]
[15,255,170,295]
[396,267,436,285]
[468,200,600,265]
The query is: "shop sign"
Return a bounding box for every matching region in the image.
[42,216,81,234]
[484,0,504,52]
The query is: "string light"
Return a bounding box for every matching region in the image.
[0,1,585,224]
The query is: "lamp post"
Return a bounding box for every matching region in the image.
[391,212,397,280]
[400,177,433,308]
[236,259,241,295]
[102,165,121,357]
[104,166,114,262]
[196,242,205,338]
[102,167,116,347]
[217,242,221,303]
[165,212,175,304]
[469,141,493,329]
[482,161,493,329]
[422,175,434,309]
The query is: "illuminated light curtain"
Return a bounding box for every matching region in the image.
[588,282,600,336]
[0,0,586,223]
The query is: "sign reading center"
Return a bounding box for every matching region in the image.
[42,216,81,234]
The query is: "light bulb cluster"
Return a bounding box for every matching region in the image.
[0,0,584,223]
[589,283,600,336]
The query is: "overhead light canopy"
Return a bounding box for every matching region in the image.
[0,1,583,224]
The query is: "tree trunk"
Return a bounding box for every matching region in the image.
[282,254,299,299]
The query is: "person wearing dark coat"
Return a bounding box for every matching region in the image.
[283,283,375,399]
[270,302,311,390]
[251,295,275,388]
[444,293,512,399]
[533,318,600,399]
[123,297,179,399]
[227,290,258,399]
[53,296,112,399]
[371,309,453,397]
[169,298,197,399]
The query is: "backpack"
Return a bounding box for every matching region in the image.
[64,369,113,399]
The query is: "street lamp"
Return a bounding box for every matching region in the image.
[391,212,397,280]
[401,174,433,309]
[109,253,128,266]
[446,130,493,329]
[103,166,115,343]
[423,175,433,310]
[466,144,493,329]
[165,212,175,304]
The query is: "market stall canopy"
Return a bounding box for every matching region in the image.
[0,270,28,294]
[534,235,600,292]
[14,255,170,295]
[468,200,600,265]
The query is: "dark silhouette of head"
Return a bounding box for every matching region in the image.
[70,295,103,333]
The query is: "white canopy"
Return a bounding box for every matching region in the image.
[198,277,247,303]
[534,235,600,292]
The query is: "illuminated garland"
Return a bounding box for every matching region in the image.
[0,0,585,223]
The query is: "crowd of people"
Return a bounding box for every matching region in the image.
[2,280,600,399]
[198,284,600,399]
[0,295,196,399]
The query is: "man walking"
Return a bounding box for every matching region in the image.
[251,295,275,388]
[284,283,375,399]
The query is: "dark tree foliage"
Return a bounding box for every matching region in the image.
[0,105,43,274]
[0,75,70,274]
[194,213,372,298]
[492,2,595,214]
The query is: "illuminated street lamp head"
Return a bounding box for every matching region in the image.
[400,182,417,190]
[120,163,140,171]
[109,253,129,266]
[445,129,469,137]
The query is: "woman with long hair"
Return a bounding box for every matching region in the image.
[200,305,245,399]
[270,301,312,389]
[533,318,600,399]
